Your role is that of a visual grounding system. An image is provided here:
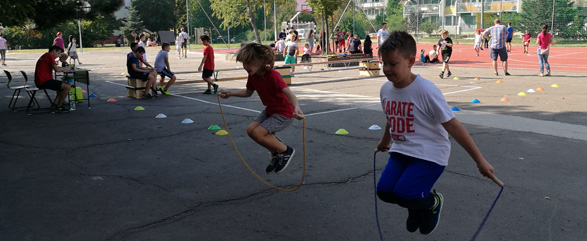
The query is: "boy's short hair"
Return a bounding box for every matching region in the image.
[59,52,68,59]
[378,31,416,59]
[49,45,64,53]
[200,35,210,42]
[130,42,138,50]
[235,43,275,75]
[139,34,145,39]
[440,30,449,35]
[161,43,170,49]
[382,22,387,26]
[135,46,146,54]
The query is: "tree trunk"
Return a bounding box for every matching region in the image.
[246,0,262,43]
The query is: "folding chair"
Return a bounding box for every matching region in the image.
[21,71,54,114]
[5,70,33,111]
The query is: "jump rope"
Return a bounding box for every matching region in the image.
[373,151,505,241]
[218,96,504,238]
[217,95,306,192]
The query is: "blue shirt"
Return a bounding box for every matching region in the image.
[507,26,513,39]
[127,54,142,76]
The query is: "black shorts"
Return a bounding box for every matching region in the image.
[158,68,174,78]
[202,69,214,78]
[506,38,512,43]
[181,41,187,48]
[130,72,149,81]
[37,79,64,91]
[441,53,451,63]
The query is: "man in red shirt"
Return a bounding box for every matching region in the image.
[34,46,74,111]
[197,35,217,94]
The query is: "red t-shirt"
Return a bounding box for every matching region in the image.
[34,53,56,86]
[246,69,294,118]
[203,45,214,70]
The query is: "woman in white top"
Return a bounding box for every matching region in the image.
[0,33,7,66]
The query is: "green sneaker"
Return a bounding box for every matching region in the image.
[203,89,212,95]
[159,86,170,95]
[213,84,219,94]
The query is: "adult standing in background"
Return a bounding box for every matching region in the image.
[506,22,513,53]
[53,32,65,50]
[483,19,510,76]
[0,33,7,66]
[376,23,388,63]
[536,24,553,77]
[179,28,189,58]
[278,29,287,40]
[307,29,316,53]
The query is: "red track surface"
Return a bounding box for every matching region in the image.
[206,44,587,73]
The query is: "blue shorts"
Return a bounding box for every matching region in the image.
[158,68,174,78]
[377,152,445,200]
[490,47,508,61]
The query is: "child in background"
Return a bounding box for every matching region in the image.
[437,30,453,78]
[420,49,428,63]
[175,36,182,59]
[67,37,82,65]
[376,31,496,235]
[58,52,69,67]
[219,43,304,174]
[197,35,218,94]
[363,36,373,56]
[284,34,299,73]
[154,43,177,95]
[523,30,532,54]
[314,44,322,54]
[301,43,311,63]
[474,29,483,57]
[428,45,439,63]
[277,37,286,53]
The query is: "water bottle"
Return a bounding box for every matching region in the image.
[69,87,76,111]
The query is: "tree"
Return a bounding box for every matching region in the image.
[0,0,121,30]
[132,0,175,32]
[520,0,578,38]
[307,0,341,53]
[384,0,406,31]
[120,6,145,42]
[420,21,441,36]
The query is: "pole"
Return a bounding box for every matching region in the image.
[274,0,277,41]
[186,0,190,50]
[228,22,231,49]
[264,0,267,42]
[481,0,485,30]
[499,0,502,21]
[78,19,83,53]
[551,0,555,34]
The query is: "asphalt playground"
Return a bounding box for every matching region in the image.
[1,45,586,241]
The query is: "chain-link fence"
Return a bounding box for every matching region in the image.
[402,0,586,41]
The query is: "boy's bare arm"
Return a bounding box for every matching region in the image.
[165,58,170,70]
[441,118,495,178]
[198,55,207,71]
[282,87,304,119]
[219,88,254,98]
[377,120,392,152]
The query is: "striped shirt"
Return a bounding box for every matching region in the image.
[483,24,508,49]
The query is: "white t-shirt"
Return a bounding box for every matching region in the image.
[286,41,298,56]
[175,39,181,52]
[379,75,455,166]
[474,34,482,45]
[277,40,285,52]
[429,50,437,58]
[377,29,388,46]
[0,37,7,50]
[179,32,188,43]
[67,42,77,52]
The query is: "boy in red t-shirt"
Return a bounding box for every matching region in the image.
[198,35,217,94]
[219,43,304,174]
[34,46,74,112]
[523,29,532,54]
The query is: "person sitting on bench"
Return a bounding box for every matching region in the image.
[34,46,74,112]
[127,47,157,99]
[349,34,363,54]
[154,43,176,95]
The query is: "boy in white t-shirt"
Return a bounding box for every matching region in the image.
[474,29,483,56]
[376,31,496,235]
[175,36,182,59]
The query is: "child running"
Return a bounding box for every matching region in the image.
[474,29,483,56]
[219,43,304,174]
[376,31,496,235]
[198,35,218,94]
[437,30,453,79]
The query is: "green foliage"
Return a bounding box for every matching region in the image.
[2,14,118,49]
[520,0,580,39]
[384,0,406,31]
[120,6,145,42]
[338,8,371,37]
[132,0,175,32]
[420,21,441,35]
[0,0,122,30]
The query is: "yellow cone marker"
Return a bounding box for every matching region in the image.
[215,130,228,136]
[517,92,526,96]
[121,72,126,75]
[551,84,559,88]
[335,129,349,135]
[496,80,503,84]
[453,77,460,80]
[474,77,480,80]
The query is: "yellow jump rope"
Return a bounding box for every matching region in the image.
[217,95,306,192]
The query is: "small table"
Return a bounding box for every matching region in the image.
[64,69,91,109]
